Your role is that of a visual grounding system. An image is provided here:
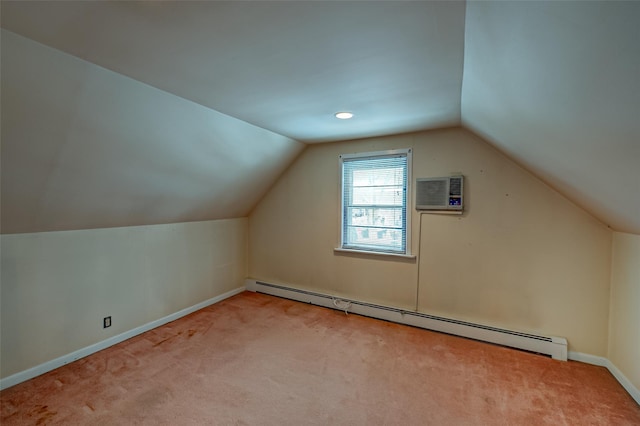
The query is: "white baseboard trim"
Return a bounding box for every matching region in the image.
[567,351,607,366]
[246,279,567,361]
[0,286,245,391]
[569,351,640,405]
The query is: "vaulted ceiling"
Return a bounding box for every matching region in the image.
[1,1,638,234]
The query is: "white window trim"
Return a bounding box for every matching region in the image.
[333,247,416,259]
[336,148,413,257]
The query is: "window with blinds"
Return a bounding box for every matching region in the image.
[340,149,411,255]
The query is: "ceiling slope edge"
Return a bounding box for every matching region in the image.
[1,30,305,235]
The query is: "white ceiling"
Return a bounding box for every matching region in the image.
[0,1,466,142]
[1,1,639,234]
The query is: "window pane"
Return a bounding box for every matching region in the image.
[341,151,409,254]
[344,226,403,251]
[353,167,404,187]
[346,207,402,229]
[352,186,403,206]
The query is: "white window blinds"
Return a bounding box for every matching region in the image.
[341,150,410,254]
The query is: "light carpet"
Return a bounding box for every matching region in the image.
[2,291,639,425]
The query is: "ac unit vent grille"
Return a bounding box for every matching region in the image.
[416,175,464,211]
[420,180,447,205]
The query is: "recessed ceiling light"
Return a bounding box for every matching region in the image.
[335,112,354,120]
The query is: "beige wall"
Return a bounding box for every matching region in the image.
[608,232,640,390]
[0,218,247,378]
[249,128,612,355]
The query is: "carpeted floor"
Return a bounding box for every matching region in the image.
[2,291,639,425]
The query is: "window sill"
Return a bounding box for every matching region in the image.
[334,247,416,260]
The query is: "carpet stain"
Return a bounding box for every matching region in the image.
[107,351,140,376]
[31,405,57,425]
[152,336,173,347]
[137,388,170,407]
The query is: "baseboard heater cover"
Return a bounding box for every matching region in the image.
[246,280,568,361]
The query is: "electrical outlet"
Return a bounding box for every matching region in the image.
[103,316,112,328]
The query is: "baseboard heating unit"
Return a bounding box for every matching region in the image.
[246,280,568,361]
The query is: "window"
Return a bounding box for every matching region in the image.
[339,149,411,255]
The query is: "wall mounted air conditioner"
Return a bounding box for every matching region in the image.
[416,175,464,211]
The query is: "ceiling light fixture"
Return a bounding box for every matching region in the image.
[335,112,354,120]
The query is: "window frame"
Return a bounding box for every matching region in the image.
[337,148,413,258]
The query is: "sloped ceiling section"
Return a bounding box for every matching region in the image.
[0,1,466,143]
[1,30,304,234]
[462,1,640,234]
